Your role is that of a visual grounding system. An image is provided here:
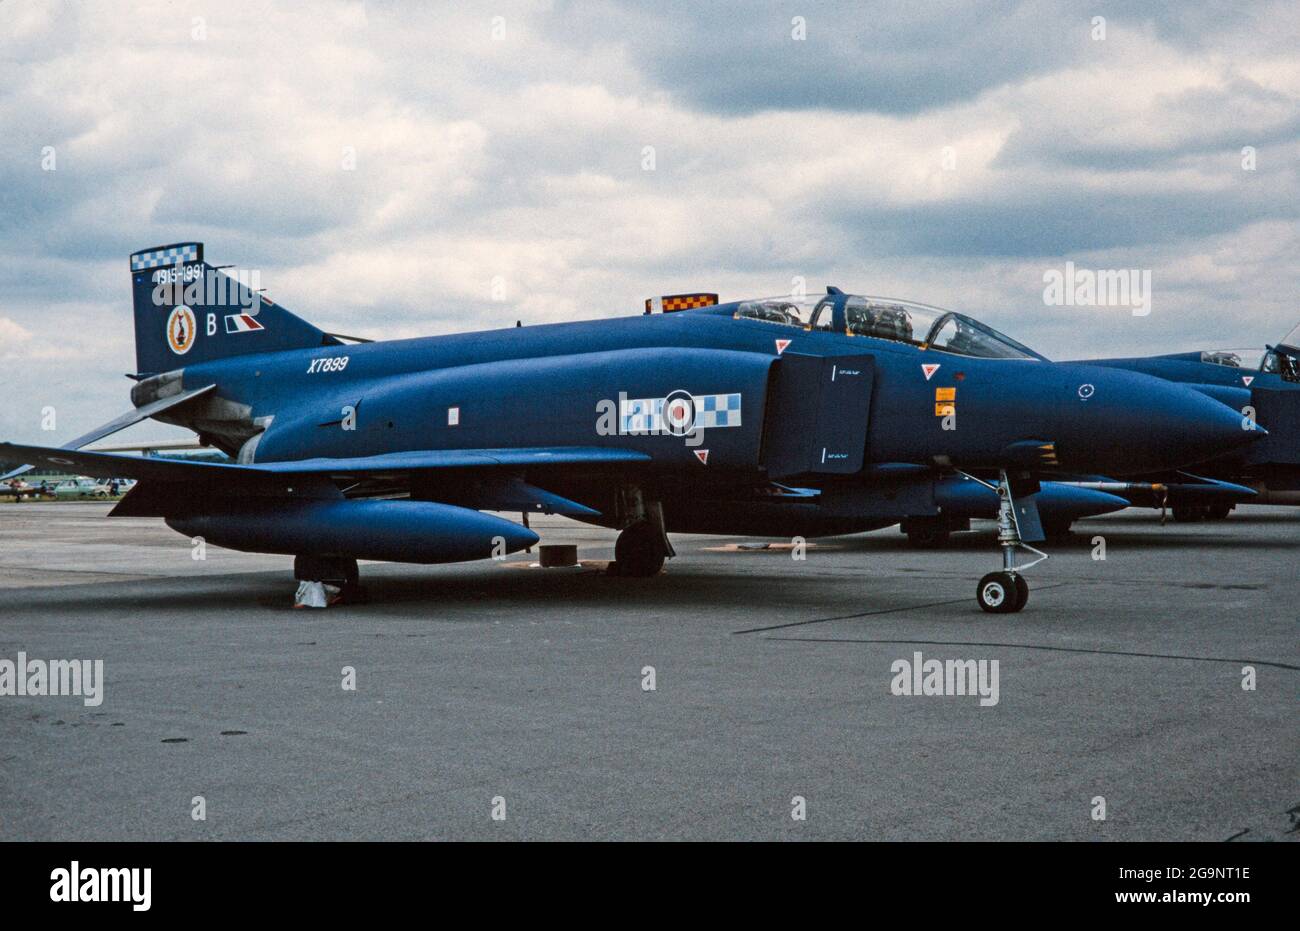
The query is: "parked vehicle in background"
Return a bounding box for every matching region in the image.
[1,479,44,500]
[53,478,114,499]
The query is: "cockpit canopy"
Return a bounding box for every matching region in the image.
[1200,349,1264,369]
[1199,322,1300,382]
[733,294,1043,360]
[734,295,836,331]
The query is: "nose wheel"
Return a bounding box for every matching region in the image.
[977,571,1029,613]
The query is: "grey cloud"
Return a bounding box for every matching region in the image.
[540,0,1088,115]
[831,180,1297,258]
[996,77,1300,171]
[1117,0,1300,57]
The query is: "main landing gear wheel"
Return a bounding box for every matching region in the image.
[612,521,666,577]
[977,571,1026,613]
[294,555,368,605]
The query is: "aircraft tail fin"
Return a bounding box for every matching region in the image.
[129,242,340,376]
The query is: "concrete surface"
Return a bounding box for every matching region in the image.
[0,501,1295,840]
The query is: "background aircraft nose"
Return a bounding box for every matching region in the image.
[1054,366,1264,475]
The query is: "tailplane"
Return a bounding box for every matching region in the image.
[130,242,339,376]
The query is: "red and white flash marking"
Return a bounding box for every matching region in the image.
[225,313,265,333]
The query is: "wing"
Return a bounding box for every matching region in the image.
[0,442,650,482]
[0,442,651,518]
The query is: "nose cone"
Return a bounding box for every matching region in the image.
[1054,366,1265,475]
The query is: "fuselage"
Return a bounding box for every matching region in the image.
[169,301,1255,482]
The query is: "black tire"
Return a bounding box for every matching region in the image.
[1013,573,1029,611]
[977,571,1021,613]
[1171,505,1203,522]
[1205,503,1232,520]
[612,522,666,577]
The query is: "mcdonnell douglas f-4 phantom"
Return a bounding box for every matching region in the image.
[1071,323,1300,521]
[0,243,1266,612]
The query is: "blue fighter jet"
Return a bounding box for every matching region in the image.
[0,244,1266,612]
[1072,323,1300,521]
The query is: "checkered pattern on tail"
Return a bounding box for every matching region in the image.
[130,243,202,271]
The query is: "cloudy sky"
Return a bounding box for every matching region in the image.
[1,0,1297,445]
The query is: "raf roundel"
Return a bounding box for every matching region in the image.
[166,305,197,355]
[661,389,696,436]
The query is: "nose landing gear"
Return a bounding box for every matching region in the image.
[973,470,1047,614]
